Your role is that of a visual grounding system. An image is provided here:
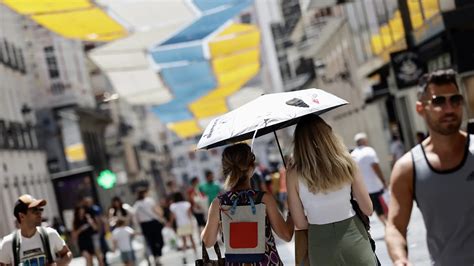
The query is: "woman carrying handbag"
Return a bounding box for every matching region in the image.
[287,115,377,265]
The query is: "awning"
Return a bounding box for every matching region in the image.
[2,0,261,138]
[90,0,259,138]
[150,22,259,119]
[151,20,260,138]
[1,0,127,41]
[89,0,199,105]
[88,0,260,138]
[168,85,264,138]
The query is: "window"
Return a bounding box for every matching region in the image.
[7,123,21,149]
[374,0,389,25]
[28,124,38,149]
[21,124,30,149]
[74,53,83,82]
[14,123,25,149]
[199,152,209,162]
[10,44,18,70]
[346,4,359,32]
[5,123,16,148]
[0,120,6,148]
[3,39,10,66]
[354,1,368,31]
[44,46,60,78]
[176,156,186,167]
[17,48,26,73]
[0,40,4,64]
[50,82,65,94]
[241,13,252,24]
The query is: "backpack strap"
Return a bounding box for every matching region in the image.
[38,227,54,264]
[255,191,265,203]
[230,191,263,215]
[12,231,20,266]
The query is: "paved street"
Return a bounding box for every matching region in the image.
[372,206,430,265]
[71,206,430,265]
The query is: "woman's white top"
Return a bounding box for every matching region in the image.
[298,181,355,225]
[170,201,192,226]
[133,197,160,223]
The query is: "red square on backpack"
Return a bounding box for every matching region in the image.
[229,222,258,248]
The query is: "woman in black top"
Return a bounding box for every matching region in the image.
[73,206,104,266]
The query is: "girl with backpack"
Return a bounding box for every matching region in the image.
[287,115,376,265]
[201,143,294,265]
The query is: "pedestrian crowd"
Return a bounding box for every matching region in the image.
[1,69,473,266]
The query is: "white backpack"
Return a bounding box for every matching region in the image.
[220,191,266,263]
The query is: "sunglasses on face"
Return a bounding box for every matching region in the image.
[29,207,44,213]
[422,94,464,108]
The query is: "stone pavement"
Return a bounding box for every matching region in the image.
[70,236,295,265]
[71,206,430,265]
[372,206,431,265]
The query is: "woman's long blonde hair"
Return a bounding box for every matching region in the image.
[293,115,356,193]
[222,143,256,189]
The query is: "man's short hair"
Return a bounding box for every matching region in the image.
[115,218,126,227]
[165,180,175,188]
[417,69,458,100]
[13,194,47,223]
[204,170,213,177]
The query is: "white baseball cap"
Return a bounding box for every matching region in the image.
[354,132,367,142]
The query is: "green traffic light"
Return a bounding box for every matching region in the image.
[97,169,117,189]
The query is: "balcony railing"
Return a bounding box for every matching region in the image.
[0,120,39,151]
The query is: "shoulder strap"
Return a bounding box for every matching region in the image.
[38,227,54,264]
[411,150,418,206]
[411,144,426,207]
[469,134,474,153]
[12,231,20,266]
[255,191,265,203]
[349,190,370,231]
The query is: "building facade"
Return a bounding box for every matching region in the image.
[346,0,474,147]
[1,4,115,228]
[0,5,59,236]
[275,2,397,175]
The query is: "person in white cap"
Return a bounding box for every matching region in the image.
[0,194,72,266]
[351,133,388,225]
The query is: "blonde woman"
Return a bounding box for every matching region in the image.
[287,115,376,265]
[201,143,294,265]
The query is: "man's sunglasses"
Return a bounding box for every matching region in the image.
[422,94,464,108]
[29,207,44,213]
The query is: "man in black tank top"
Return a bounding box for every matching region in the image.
[386,69,474,266]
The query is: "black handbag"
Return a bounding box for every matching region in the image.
[195,242,225,266]
[350,194,382,266]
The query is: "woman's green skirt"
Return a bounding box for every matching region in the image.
[308,216,377,266]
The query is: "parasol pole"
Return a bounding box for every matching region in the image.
[273,131,286,169]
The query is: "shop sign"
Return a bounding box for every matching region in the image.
[391,50,425,89]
